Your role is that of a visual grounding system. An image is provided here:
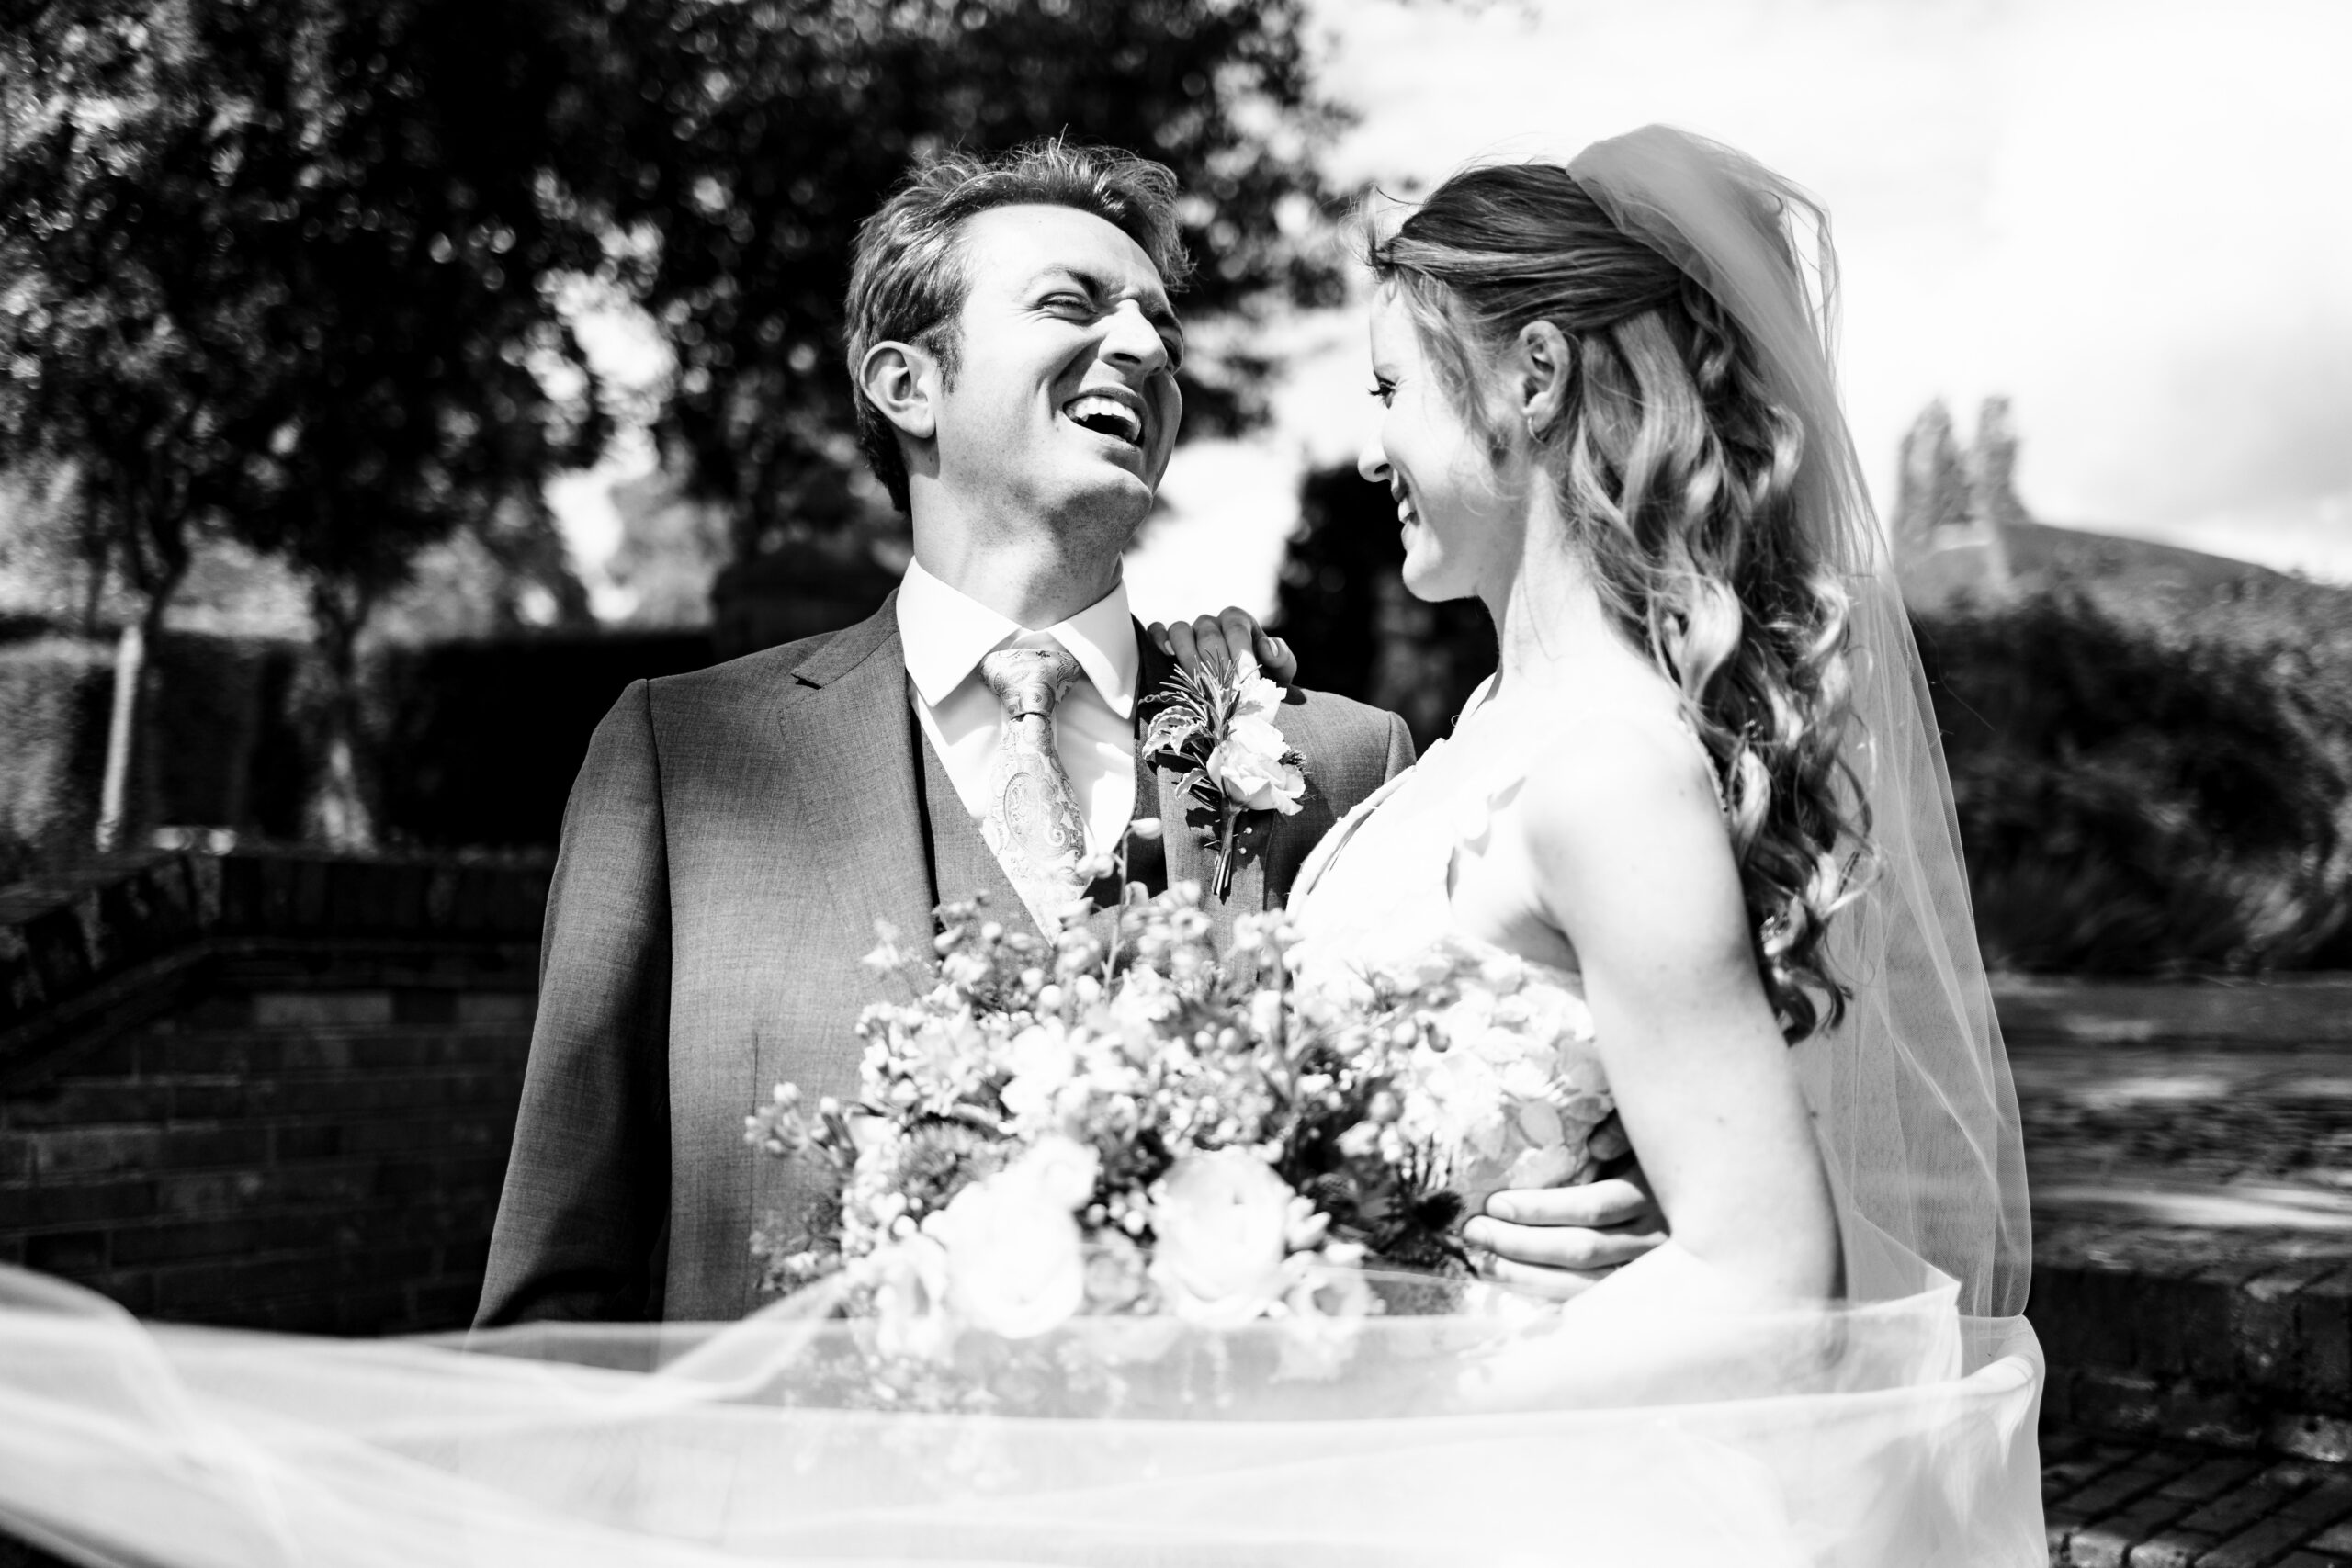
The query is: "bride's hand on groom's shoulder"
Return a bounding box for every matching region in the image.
[1463,1176,1667,1301]
[1148,607,1298,687]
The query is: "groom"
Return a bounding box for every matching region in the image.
[475,141,1414,1325]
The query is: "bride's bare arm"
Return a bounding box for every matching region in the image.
[1518,715,1839,1308]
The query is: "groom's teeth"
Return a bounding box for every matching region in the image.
[1064,395,1143,446]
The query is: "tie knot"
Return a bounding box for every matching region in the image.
[980,642,1082,720]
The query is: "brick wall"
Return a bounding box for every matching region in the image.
[0,850,544,1334]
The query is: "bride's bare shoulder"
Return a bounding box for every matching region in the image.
[1512,711,1742,934]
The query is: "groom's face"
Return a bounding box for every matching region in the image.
[931,204,1184,536]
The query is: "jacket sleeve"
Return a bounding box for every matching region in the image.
[476,680,673,1325]
[1381,709,1417,782]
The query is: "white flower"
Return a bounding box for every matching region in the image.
[1017,1134,1102,1210]
[865,1235,956,1362]
[1000,1021,1080,1127]
[1148,1149,1296,1326]
[1233,671,1286,720]
[923,1149,1091,1339]
[1205,716,1306,815]
[1404,1044,1509,1160]
[1273,1254,1376,1382]
[1501,1142,1579,1192]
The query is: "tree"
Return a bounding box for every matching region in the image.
[591,0,1351,562]
[3,0,615,849]
[0,6,279,849]
[195,0,615,845]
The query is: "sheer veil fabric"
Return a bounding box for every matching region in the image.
[0,128,2041,1566]
[1567,127,2032,1325]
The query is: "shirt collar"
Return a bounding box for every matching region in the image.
[896,556,1138,719]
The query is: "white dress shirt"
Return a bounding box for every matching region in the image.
[895,557,1138,856]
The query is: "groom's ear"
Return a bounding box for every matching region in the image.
[857,341,940,442]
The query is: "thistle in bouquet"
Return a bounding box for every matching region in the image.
[1140,659,1306,899]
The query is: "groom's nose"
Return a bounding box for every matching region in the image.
[1099,301,1170,378]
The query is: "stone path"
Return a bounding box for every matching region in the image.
[2018,986,2352,1562]
[2017,1043,2352,1215]
[2045,1425,2352,1567]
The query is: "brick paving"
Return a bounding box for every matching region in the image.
[2015,988,2352,1564]
[2043,1425,2352,1566]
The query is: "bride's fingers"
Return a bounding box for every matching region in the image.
[1474,1253,1611,1302]
[1464,1215,1660,1271]
[1145,620,1175,656]
[1187,612,1239,677]
[1213,606,1263,675]
[1259,634,1298,685]
[1162,617,1204,675]
[1485,1179,1660,1232]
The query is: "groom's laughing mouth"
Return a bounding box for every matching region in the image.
[1062,388,1147,450]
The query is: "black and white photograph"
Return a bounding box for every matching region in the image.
[1,1,2347,1562]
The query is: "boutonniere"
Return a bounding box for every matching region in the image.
[1141,661,1306,899]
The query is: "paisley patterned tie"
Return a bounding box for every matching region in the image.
[978,642,1091,928]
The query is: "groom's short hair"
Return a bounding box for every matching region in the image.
[847,138,1193,513]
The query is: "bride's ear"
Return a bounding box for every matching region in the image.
[857,341,940,441]
[1514,321,1573,445]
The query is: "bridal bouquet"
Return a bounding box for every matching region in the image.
[746,872,1620,1370]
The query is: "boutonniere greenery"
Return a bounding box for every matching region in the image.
[1141,661,1306,900]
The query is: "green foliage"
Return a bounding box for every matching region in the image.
[1918,574,2352,975]
[3,0,624,845]
[369,629,714,847]
[0,633,316,882]
[590,0,1351,555]
[1,0,616,594]
[0,637,112,885]
[0,626,718,880]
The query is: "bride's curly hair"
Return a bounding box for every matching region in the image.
[1369,164,1867,1042]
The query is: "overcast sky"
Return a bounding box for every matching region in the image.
[1130,0,2352,619]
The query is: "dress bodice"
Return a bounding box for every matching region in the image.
[1286,683,1640,1210]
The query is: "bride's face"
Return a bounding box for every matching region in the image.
[1357,288,1522,604]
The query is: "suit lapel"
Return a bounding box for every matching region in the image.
[775,596,939,995]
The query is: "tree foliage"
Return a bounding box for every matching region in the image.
[3,0,616,842]
[586,0,1350,558]
[1919,574,2352,974]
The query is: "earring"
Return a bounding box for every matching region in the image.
[1526,413,1555,446]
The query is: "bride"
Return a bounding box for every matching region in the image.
[0,128,2040,1567]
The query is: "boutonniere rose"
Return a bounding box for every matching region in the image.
[1141,663,1306,897]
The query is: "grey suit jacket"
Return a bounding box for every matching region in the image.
[477,593,1414,1324]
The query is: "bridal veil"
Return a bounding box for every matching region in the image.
[0,127,2041,1567]
[1568,126,2032,1327]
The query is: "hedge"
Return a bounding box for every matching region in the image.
[1917,576,2352,975]
[0,628,715,876]
[370,630,714,847]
